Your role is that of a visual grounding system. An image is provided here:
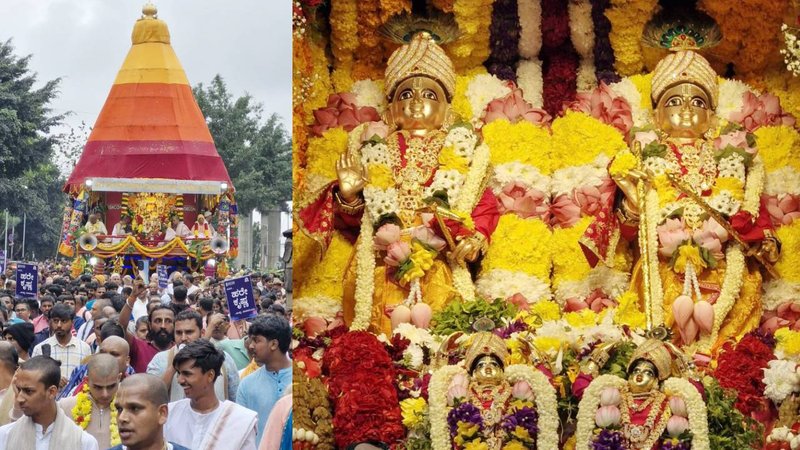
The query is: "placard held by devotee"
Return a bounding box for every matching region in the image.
[157,264,169,289]
[15,263,38,299]
[223,275,258,321]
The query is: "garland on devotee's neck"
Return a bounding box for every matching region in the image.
[72,383,121,446]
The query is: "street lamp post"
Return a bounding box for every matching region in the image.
[21,212,26,262]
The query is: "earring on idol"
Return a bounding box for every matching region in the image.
[440,107,455,131]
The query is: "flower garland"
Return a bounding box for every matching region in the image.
[574,374,627,449]
[540,0,579,115]
[430,365,468,450]
[763,359,800,404]
[353,0,383,81]
[328,0,358,72]
[517,0,543,108]
[605,0,657,76]
[662,377,710,450]
[486,0,520,81]
[445,0,495,71]
[590,0,619,85]
[569,0,597,92]
[505,365,560,450]
[72,384,121,447]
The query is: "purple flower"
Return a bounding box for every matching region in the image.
[590,0,619,84]
[447,403,484,437]
[501,406,539,437]
[592,429,626,450]
[495,320,528,339]
[659,438,692,450]
[487,0,519,81]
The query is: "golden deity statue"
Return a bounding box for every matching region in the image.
[583,14,780,353]
[576,338,709,450]
[299,18,499,335]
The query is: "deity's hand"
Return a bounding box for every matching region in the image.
[336,153,368,204]
[612,169,648,216]
[449,234,485,266]
[757,231,781,264]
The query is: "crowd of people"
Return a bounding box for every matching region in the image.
[0,259,292,450]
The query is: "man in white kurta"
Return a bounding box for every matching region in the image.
[164,340,256,450]
[165,216,192,241]
[111,216,132,244]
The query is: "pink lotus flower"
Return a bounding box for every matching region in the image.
[507,293,531,311]
[599,387,621,407]
[411,226,447,252]
[512,381,535,401]
[374,223,401,251]
[451,373,468,389]
[551,194,582,228]
[483,86,552,126]
[667,416,689,437]
[384,241,412,267]
[669,396,688,417]
[764,194,800,226]
[632,130,659,149]
[714,130,755,155]
[595,405,621,428]
[447,384,467,405]
[359,121,390,143]
[568,82,634,135]
[692,219,728,260]
[310,93,380,136]
[656,218,690,257]
[586,289,617,313]
[729,91,796,132]
[497,182,550,220]
[574,178,616,217]
[565,297,589,312]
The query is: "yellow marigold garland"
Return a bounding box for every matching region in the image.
[72,383,121,447]
[445,0,495,71]
[329,0,358,71]
[481,215,552,282]
[614,291,646,330]
[550,111,627,171]
[754,125,800,172]
[775,221,800,284]
[551,216,593,286]
[304,128,349,182]
[606,0,659,76]
[482,120,553,173]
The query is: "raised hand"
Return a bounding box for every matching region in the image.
[336,152,368,203]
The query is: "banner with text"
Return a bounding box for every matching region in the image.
[157,265,168,289]
[223,275,258,321]
[15,263,38,299]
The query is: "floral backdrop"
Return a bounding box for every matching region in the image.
[292,0,800,449]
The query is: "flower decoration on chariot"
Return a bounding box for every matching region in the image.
[626,338,674,382]
[379,12,460,101]
[643,9,721,109]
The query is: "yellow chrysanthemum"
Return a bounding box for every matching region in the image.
[712,176,744,201]
[533,336,563,354]
[482,120,553,172]
[530,300,562,322]
[564,309,599,328]
[367,164,393,189]
[295,231,352,300]
[457,422,480,438]
[305,128,349,181]
[400,397,427,429]
[550,111,628,170]
[629,72,654,111]
[464,439,489,450]
[673,244,706,274]
[609,150,638,178]
[776,327,800,358]
[551,217,593,286]
[754,125,800,172]
[614,291,646,330]
[776,222,800,283]
[506,338,527,365]
[502,441,527,450]
[512,426,531,441]
[451,69,487,120]
[439,146,470,174]
[653,174,678,207]
[482,215,552,281]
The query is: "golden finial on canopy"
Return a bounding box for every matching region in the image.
[142,2,158,19]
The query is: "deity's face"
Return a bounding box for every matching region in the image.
[472,355,503,385]
[654,83,713,139]
[388,76,449,135]
[628,360,659,394]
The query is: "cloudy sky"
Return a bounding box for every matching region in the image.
[0,0,292,134]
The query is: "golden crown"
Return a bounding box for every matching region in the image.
[464,332,508,372]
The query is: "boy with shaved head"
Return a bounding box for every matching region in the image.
[0,356,98,449]
[59,354,121,449]
[110,374,190,450]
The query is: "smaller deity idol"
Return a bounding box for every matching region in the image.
[430,332,559,450]
[575,338,709,450]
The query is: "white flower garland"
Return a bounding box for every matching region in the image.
[491,162,550,195]
[694,245,745,352]
[518,0,542,59]
[575,374,628,449]
[609,78,652,127]
[505,365,560,450]
[351,212,375,331]
[644,188,666,327]
[429,365,468,450]
[293,295,343,321]
[351,79,387,113]
[465,74,512,122]
[715,79,758,122]
[475,268,552,304]
[550,155,611,197]
[662,378,710,450]
[763,279,800,312]
[363,186,399,224]
[765,167,800,196]
[554,266,630,305]
[568,0,596,92]
[517,59,544,108]
[763,359,800,404]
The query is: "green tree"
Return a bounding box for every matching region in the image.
[0,39,67,259]
[193,75,291,214]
